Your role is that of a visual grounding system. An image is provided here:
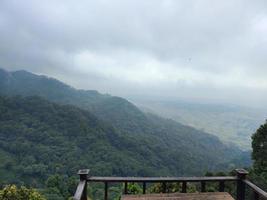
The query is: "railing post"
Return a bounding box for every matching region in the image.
[162,182,166,193]
[78,169,90,200]
[236,169,248,200]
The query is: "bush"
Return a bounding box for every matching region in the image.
[0,185,46,200]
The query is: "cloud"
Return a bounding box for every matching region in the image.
[0,0,267,106]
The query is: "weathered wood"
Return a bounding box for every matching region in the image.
[201,181,206,192]
[162,182,166,193]
[73,180,87,200]
[125,182,128,194]
[73,169,90,200]
[104,182,108,200]
[254,191,259,200]
[236,169,248,200]
[88,176,237,183]
[121,192,234,200]
[182,182,187,193]
[78,169,90,181]
[143,182,146,194]
[219,181,225,192]
[73,168,267,200]
[244,180,267,199]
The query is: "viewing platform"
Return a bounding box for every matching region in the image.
[73,169,267,200]
[121,192,234,200]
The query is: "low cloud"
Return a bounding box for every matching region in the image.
[0,0,267,106]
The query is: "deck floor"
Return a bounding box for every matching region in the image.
[122,192,234,200]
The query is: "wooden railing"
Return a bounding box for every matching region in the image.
[73,169,267,200]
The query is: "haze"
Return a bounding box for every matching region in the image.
[0,0,267,107]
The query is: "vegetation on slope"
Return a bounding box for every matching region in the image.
[0,95,247,184]
[0,185,45,200]
[133,99,266,149]
[249,120,267,191]
[0,68,252,199]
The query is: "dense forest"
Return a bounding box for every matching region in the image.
[0,68,257,149]
[0,68,252,199]
[0,95,248,180]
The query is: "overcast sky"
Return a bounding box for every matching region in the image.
[0,0,267,106]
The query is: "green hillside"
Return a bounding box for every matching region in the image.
[0,68,251,185]
[0,69,154,136]
[133,99,266,150]
[0,95,249,184]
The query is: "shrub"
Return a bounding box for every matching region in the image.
[0,185,46,200]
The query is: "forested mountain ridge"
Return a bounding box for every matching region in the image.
[0,95,250,185]
[0,68,147,134]
[0,68,251,184]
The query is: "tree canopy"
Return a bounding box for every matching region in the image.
[252,120,267,176]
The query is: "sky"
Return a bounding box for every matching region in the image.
[0,0,267,106]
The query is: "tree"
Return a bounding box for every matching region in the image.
[45,175,77,199]
[249,120,267,192]
[252,120,267,176]
[0,185,46,200]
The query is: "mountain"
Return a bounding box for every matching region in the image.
[0,68,251,184]
[0,69,146,134]
[0,95,249,185]
[131,99,266,150]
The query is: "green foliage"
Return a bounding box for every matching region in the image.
[43,175,77,199]
[250,120,267,191]
[203,171,237,196]
[0,95,248,184]
[0,68,252,198]
[0,185,46,200]
[252,120,267,175]
[149,183,180,193]
[126,183,142,194]
[136,99,266,150]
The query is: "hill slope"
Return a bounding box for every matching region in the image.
[0,69,147,134]
[132,99,266,149]
[0,69,251,183]
[0,95,250,185]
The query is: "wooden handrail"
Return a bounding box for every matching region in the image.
[73,180,87,200]
[236,169,248,200]
[243,179,267,199]
[73,169,90,200]
[87,176,237,182]
[75,173,237,200]
[73,168,267,200]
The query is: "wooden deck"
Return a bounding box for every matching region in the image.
[122,192,234,200]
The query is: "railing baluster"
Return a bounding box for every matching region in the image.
[143,182,146,194]
[104,182,108,200]
[254,191,259,200]
[182,181,187,193]
[201,181,206,192]
[162,182,166,193]
[219,181,225,192]
[124,182,128,194]
[75,169,260,200]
